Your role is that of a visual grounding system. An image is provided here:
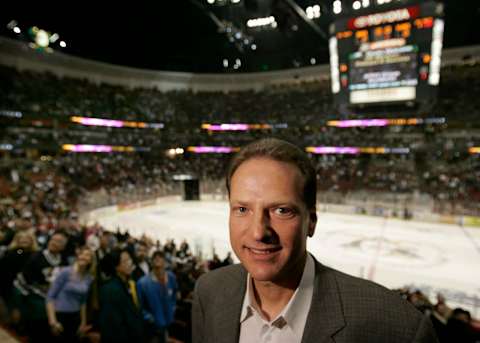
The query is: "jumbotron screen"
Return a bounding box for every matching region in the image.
[329,1,444,107]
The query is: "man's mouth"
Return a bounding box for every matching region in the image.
[246,246,281,256]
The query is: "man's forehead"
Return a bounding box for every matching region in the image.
[121,252,131,259]
[230,158,305,204]
[234,157,303,182]
[52,234,66,241]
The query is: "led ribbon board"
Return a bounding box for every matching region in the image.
[62,144,149,153]
[327,117,445,127]
[71,116,164,129]
[306,146,410,154]
[186,146,239,153]
[201,123,288,131]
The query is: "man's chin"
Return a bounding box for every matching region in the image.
[246,266,282,284]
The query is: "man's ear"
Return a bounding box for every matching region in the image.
[307,210,317,237]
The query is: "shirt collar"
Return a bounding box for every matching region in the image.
[43,249,61,266]
[240,253,315,335]
[150,271,168,283]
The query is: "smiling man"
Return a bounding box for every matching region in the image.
[192,138,438,343]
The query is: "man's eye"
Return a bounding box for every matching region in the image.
[273,207,294,216]
[233,207,247,215]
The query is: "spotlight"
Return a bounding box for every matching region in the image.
[333,0,342,14]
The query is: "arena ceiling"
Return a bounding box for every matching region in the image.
[1,0,479,73]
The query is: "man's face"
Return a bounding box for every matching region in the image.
[229,158,316,285]
[116,251,133,277]
[47,234,67,254]
[100,234,110,249]
[152,255,165,272]
[136,245,147,261]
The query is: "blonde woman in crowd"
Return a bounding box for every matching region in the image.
[0,231,38,311]
[46,246,95,343]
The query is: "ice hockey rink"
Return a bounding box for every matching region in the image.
[88,197,480,317]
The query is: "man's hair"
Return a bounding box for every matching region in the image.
[136,241,148,250]
[100,231,112,238]
[452,308,471,321]
[48,230,68,242]
[226,138,317,209]
[151,250,165,260]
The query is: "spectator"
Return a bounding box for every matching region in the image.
[221,252,233,267]
[95,231,114,283]
[99,248,145,343]
[0,231,38,308]
[132,241,151,282]
[46,246,95,343]
[14,231,68,343]
[137,250,178,343]
[207,253,222,270]
[0,230,38,329]
[445,308,477,343]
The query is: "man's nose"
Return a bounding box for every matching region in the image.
[251,209,272,241]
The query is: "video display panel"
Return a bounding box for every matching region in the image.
[329,2,444,107]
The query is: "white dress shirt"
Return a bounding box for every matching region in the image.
[139,260,150,275]
[239,253,315,343]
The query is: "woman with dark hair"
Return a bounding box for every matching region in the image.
[99,248,145,343]
[46,246,95,343]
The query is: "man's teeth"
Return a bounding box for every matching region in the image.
[250,248,275,254]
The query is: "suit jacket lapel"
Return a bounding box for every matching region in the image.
[213,265,247,343]
[301,260,346,343]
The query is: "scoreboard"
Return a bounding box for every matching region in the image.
[329,1,444,108]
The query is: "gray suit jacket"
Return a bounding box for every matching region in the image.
[192,258,439,343]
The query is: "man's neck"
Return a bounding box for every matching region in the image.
[251,254,307,321]
[153,269,166,283]
[251,281,295,321]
